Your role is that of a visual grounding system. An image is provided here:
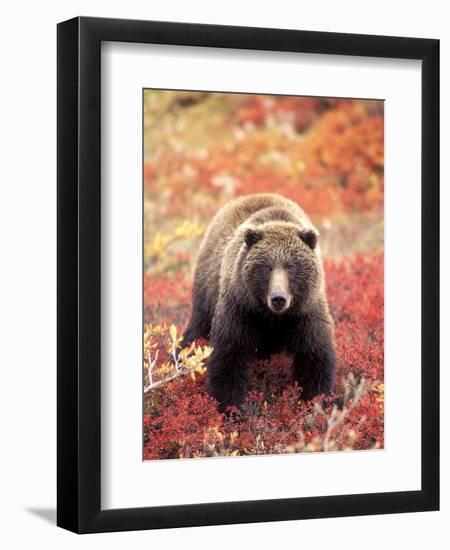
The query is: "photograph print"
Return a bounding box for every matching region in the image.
[143,91,384,460]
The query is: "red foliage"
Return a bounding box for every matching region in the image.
[144,98,384,220]
[143,252,384,459]
[144,271,191,327]
[234,95,324,131]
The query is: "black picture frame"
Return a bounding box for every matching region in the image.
[57,16,439,534]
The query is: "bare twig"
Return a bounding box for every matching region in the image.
[144,366,190,393]
[144,323,212,394]
[320,375,367,451]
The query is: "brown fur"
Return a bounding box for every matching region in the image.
[184,193,336,411]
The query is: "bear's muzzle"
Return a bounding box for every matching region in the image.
[267,267,292,313]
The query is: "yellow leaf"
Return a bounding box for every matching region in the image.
[169,324,177,343]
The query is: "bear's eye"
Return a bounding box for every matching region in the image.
[261,264,272,274]
[286,263,296,271]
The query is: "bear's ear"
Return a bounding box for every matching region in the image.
[244,228,262,248]
[299,229,318,250]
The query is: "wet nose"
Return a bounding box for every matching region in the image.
[271,291,287,310]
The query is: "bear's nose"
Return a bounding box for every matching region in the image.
[271,292,287,311]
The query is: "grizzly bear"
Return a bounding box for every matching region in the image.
[183,193,336,412]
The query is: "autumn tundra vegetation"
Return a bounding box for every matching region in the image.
[143,91,384,460]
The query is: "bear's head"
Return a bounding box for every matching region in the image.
[240,222,321,316]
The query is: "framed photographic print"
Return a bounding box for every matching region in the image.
[57,17,439,533]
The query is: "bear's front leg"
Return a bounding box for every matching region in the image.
[207,347,250,412]
[290,311,337,401]
[207,305,256,412]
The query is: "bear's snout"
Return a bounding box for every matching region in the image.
[270,291,287,311]
[267,267,292,313]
